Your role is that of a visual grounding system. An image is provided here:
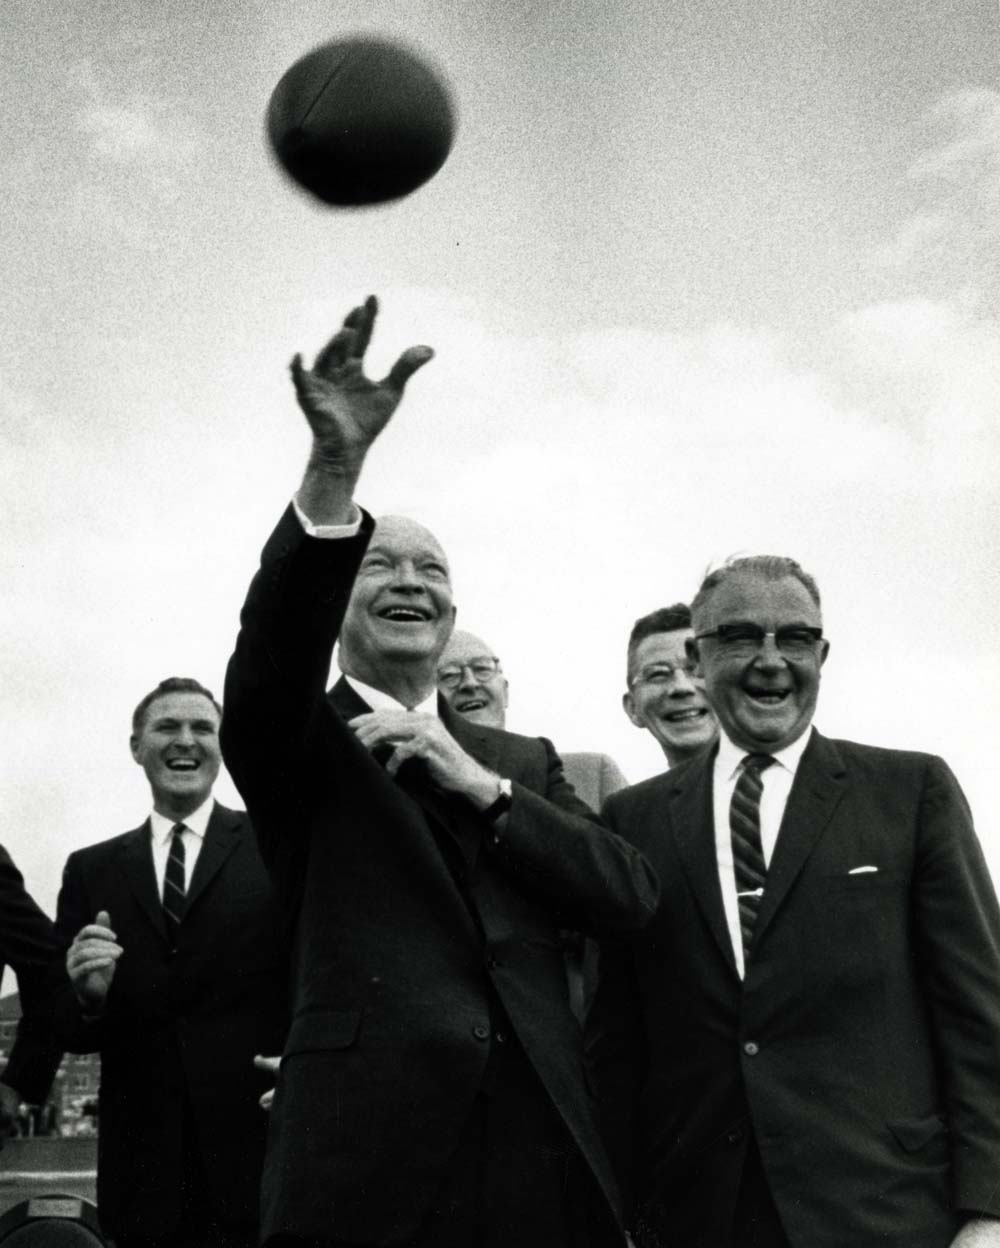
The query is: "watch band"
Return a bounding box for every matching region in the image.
[482,778,513,823]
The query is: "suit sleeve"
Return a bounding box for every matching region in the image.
[0,847,69,1103]
[912,756,1000,1216]
[221,505,375,869]
[486,737,659,937]
[582,792,649,1218]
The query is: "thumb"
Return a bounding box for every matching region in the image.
[95,910,111,928]
[383,345,434,395]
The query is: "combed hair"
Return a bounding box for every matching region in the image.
[691,556,821,627]
[626,603,692,683]
[131,677,222,735]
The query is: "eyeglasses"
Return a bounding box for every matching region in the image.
[694,624,824,657]
[630,659,699,689]
[437,658,502,689]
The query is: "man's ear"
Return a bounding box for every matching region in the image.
[501,677,510,708]
[622,690,642,729]
[129,734,141,764]
[819,639,830,667]
[684,635,703,677]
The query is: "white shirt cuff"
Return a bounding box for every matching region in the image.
[292,495,364,539]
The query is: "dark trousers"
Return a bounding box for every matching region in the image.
[113,1100,257,1248]
[270,1034,620,1248]
[731,1136,788,1248]
[634,1131,787,1248]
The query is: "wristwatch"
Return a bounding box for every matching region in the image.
[481,777,513,823]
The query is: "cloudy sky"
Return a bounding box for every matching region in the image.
[2,0,999,936]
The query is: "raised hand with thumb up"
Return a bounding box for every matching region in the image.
[66,909,122,1013]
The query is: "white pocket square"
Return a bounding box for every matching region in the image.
[848,865,878,875]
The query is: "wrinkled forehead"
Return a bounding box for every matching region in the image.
[371,514,450,573]
[697,573,822,628]
[440,630,496,667]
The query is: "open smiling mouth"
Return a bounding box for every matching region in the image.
[456,697,489,712]
[166,758,200,771]
[377,607,432,623]
[663,708,709,724]
[745,690,791,705]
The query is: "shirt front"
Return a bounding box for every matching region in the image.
[712,727,813,977]
[344,675,439,717]
[149,796,214,895]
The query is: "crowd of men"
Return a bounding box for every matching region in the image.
[3,295,1000,1248]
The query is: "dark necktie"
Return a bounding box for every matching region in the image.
[163,823,187,941]
[730,754,776,963]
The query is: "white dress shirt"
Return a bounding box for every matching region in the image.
[149,796,214,896]
[712,728,814,977]
[343,675,438,717]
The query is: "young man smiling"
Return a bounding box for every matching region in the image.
[12,677,289,1248]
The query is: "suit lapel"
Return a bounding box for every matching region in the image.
[752,730,847,945]
[668,748,740,980]
[185,803,241,913]
[118,822,167,939]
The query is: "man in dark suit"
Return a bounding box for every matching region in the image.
[0,846,65,1130]
[43,676,288,1248]
[621,603,718,769]
[221,296,659,1248]
[587,555,1000,1248]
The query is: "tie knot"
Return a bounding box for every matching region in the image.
[742,754,775,776]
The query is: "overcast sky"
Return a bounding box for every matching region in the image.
[2,0,999,941]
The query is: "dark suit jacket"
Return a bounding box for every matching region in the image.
[586,731,1000,1248]
[221,505,659,1247]
[43,803,289,1238]
[0,845,66,1104]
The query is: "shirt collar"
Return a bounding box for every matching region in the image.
[150,796,215,845]
[716,725,814,782]
[343,674,439,717]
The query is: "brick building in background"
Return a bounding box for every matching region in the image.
[0,992,99,1136]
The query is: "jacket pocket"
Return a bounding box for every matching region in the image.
[887,1112,948,1152]
[285,1008,363,1055]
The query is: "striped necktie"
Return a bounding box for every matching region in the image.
[730,754,776,963]
[163,823,187,942]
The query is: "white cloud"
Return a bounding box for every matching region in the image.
[875,89,1000,282]
[911,90,1000,183]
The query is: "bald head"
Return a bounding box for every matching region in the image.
[437,629,508,728]
[339,514,457,698]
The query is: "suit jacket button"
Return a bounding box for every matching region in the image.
[494,1030,507,1044]
[743,1041,759,1056]
[473,1025,489,1041]
[727,1129,744,1145]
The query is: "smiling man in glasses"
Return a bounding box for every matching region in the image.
[622,604,718,768]
[587,555,1000,1248]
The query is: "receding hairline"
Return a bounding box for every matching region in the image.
[690,556,822,629]
[371,514,448,556]
[440,629,497,665]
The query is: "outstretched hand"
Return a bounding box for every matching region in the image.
[291,296,434,478]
